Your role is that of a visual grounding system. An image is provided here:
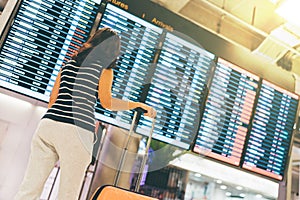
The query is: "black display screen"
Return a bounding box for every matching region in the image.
[193,58,259,166]
[242,80,299,180]
[0,0,100,101]
[136,32,215,149]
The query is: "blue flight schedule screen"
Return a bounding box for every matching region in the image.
[193,58,259,166]
[0,0,100,101]
[136,32,215,149]
[242,80,299,180]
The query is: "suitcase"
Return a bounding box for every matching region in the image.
[90,185,158,200]
[90,109,157,200]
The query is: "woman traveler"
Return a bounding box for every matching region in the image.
[14,27,156,200]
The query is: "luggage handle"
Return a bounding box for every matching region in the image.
[135,116,155,192]
[134,107,148,114]
[113,108,156,189]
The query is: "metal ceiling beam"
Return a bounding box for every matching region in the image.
[200,0,268,37]
[198,0,300,59]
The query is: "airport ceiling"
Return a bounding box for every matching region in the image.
[151,0,300,73]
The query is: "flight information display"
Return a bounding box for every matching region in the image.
[136,32,215,149]
[94,3,163,129]
[242,80,299,180]
[0,0,101,101]
[193,58,259,165]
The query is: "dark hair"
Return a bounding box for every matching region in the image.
[72,27,120,68]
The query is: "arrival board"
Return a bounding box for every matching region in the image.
[242,80,299,180]
[136,32,215,149]
[193,58,259,165]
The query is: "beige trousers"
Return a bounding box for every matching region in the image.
[14,118,94,200]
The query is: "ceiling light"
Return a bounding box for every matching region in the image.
[220,185,227,190]
[271,25,300,46]
[194,173,201,178]
[276,0,300,27]
[216,180,222,184]
[240,193,246,198]
[256,194,263,198]
[225,192,232,196]
[236,186,243,190]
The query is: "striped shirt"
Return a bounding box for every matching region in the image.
[43,60,103,132]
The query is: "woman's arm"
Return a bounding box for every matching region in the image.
[98,68,156,118]
[48,71,61,108]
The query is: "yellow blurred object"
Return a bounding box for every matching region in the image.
[90,185,158,200]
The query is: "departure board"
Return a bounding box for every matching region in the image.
[94,3,163,129]
[193,58,259,165]
[136,32,215,149]
[242,80,299,180]
[0,0,100,101]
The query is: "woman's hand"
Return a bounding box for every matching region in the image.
[137,103,157,118]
